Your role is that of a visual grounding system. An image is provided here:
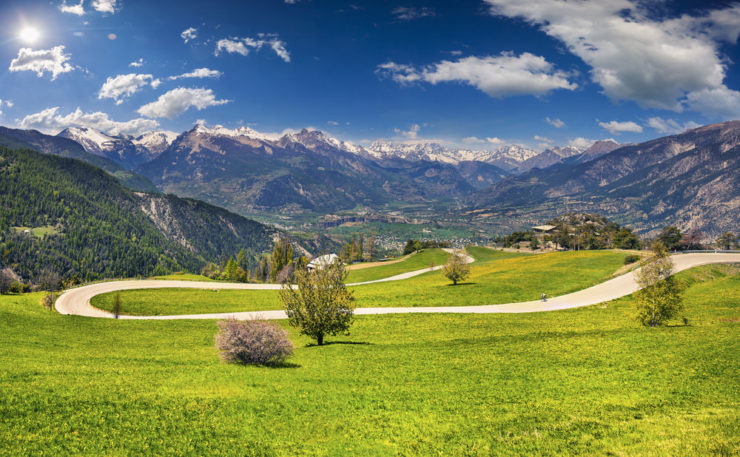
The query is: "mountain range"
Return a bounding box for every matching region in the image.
[0,119,736,238]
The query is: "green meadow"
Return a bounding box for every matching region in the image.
[345,248,452,283]
[1,264,738,456]
[92,249,626,316]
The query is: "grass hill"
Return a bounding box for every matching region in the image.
[1,263,737,455]
[0,147,276,282]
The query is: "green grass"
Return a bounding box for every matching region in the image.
[465,245,528,263]
[150,273,216,281]
[91,250,628,316]
[346,248,451,283]
[1,265,738,456]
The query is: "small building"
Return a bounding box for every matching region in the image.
[307,253,339,271]
[532,225,556,233]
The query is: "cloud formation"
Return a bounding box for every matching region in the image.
[137,87,230,119]
[9,46,75,80]
[545,117,565,128]
[19,107,158,136]
[647,117,701,135]
[391,7,435,20]
[394,124,421,139]
[98,74,160,105]
[377,52,576,98]
[215,34,291,62]
[484,0,740,117]
[59,0,85,15]
[92,0,116,13]
[129,58,144,68]
[598,120,643,135]
[169,68,223,80]
[181,27,197,44]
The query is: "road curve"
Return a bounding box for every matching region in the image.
[55,253,739,320]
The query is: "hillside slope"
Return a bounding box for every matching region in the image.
[0,126,155,191]
[471,121,740,236]
[0,147,276,281]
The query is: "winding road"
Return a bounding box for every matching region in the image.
[55,252,740,320]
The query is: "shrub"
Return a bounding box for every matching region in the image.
[215,318,294,365]
[624,254,640,265]
[0,268,15,294]
[40,293,57,311]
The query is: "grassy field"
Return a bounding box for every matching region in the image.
[92,249,626,316]
[346,248,451,283]
[1,264,738,456]
[11,225,60,238]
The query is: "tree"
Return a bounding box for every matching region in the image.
[0,268,15,294]
[657,226,683,251]
[363,234,376,261]
[635,242,684,327]
[35,268,61,292]
[280,261,355,345]
[112,293,122,319]
[680,229,703,250]
[530,237,540,250]
[441,251,470,285]
[716,232,737,250]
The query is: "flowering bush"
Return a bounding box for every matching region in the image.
[215,318,294,365]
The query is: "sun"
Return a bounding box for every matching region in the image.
[18,26,41,44]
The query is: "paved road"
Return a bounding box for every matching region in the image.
[55,253,739,320]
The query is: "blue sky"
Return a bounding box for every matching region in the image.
[1,0,740,150]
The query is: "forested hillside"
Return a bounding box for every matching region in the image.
[0,147,276,282]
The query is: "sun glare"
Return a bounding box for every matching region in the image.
[18,26,41,44]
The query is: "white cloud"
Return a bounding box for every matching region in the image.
[486,137,505,145]
[377,52,576,98]
[566,137,597,149]
[646,117,701,135]
[598,120,643,135]
[545,117,565,128]
[684,87,740,119]
[181,27,197,44]
[19,107,158,136]
[92,0,116,13]
[534,135,552,143]
[9,46,74,80]
[484,0,740,117]
[215,34,291,62]
[137,87,230,119]
[391,7,435,20]
[327,120,339,126]
[394,124,421,139]
[59,0,85,15]
[98,74,160,105]
[462,136,485,144]
[128,58,144,68]
[169,68,223,80]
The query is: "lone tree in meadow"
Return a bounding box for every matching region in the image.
[280,261,354,345]
[442,250,470,285]
[635,242,684,327]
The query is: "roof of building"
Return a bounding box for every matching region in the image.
[533,225,556,232]
[307,253,339,269]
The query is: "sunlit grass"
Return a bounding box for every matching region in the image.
[92,250,627,316]
[1,265,738,455]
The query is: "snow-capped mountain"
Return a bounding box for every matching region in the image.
[365,141,540,171]
[57,127,177,168]
[132,131,179,157]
